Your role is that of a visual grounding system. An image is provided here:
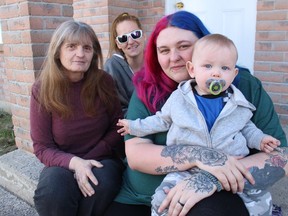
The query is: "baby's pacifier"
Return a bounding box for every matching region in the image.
[206,79,226,95]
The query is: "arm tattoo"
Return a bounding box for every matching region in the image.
[184,168,215,193]
[161,145,227,166]
[266,147,288,168]
[155,165,178,173]
[155,145,227,174]
[244,147,287,191]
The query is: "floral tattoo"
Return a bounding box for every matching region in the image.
[155,145,227,174]
[185,173,215,193]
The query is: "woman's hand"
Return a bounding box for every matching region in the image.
[197,154,254,193]
[158,170,217,216]
[69,156,103,197]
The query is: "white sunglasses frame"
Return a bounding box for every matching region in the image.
[116,30,143,44]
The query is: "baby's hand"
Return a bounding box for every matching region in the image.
[116,119,130,136]
[260,136,280,153]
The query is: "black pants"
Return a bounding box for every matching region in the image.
[104,190,249,216]
[34,159,124,216]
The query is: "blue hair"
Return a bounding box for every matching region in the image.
[134,10,212,113]
[168,10,211,38]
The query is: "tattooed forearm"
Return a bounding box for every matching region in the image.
[161,145,227,166]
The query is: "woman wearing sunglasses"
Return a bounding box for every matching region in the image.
[104,12,145,115]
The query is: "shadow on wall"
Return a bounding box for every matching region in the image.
[0,102,11,114]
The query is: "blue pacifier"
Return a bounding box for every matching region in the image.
[206,79,226,95]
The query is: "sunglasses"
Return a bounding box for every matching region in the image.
[116,30,143,44]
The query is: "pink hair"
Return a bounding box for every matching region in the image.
[133,11,210,113]
[133,17,177,114]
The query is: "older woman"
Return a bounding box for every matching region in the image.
[30,20,125,216]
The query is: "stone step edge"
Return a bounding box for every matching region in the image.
[0,149,44,206]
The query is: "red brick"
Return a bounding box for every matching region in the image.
[275,0,288,9]
[45,0,72,4]
[5,58,26,70]
[257,1,275,11]
[268,92,282,104]
[15,95,30,109]
[280,94,288,104]
[29,30,54,43]
[254,51,284,61]
[19,2,29,16]
[14,71,36,83]
[274,20,288,31]
[0,5,19,19]
[2,32,22,44]
[271,63,288,72]
[256,31,286,43]
[62,5,73,17]
[255,71,287,83]
[256,20,275,31]
[262,82,288,93]
[7,17,30,31]
[45,17,72,29]
[31,44,48,57]
[274,104,288,116]
[11,105,30,119]
[28,3,62,16]
[15,137,33,153]
[11,44,33,57]
[255,42,272,51]
[272,41,288,51]
[14,132,32,147]
[257,11,287,21]
[29,17,45,30]
[279,115,288,127]
[74,0,108,10]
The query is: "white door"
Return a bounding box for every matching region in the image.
[165,0,257,73]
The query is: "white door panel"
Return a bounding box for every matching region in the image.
[165,0,257,73]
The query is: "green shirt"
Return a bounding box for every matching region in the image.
[236,68,287,147]
[114,68,287,206]
[114,90,167,206]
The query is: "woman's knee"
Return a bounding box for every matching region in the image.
[34,166,80,203]
[91,159,123,193]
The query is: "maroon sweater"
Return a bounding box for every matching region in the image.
[30,74,124,169]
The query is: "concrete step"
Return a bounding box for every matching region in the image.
[0,185,38,216]
[0,149,287,215]
[0,149,44,206]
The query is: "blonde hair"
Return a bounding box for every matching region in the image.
[192,33,238,63]
[37,20,116,118]
[107,12,142,58]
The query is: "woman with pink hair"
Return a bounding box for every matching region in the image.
[104,11,287,216]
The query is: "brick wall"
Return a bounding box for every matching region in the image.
[73,0,165,60]
[0,44,10,112]
[254,0,288,134]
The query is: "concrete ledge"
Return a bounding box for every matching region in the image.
[0,149,44,206]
